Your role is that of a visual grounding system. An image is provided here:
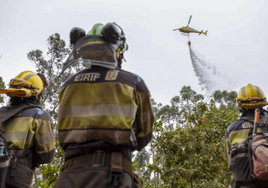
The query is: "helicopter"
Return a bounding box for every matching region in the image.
[173,15,208,36]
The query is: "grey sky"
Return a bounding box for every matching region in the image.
[1,0,268,105]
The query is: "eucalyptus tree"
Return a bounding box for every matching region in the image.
[136,87,238,188]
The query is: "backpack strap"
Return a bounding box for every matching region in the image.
[247,114,268,181]
[248,138,255,179]
[263,133,268,143]
[0,103,39,124]
[109,152,124,187]
[8,148,33,178]
[0,130,9,168]
[258,118,268,142]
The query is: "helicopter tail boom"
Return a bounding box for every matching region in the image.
[199,30,208,36]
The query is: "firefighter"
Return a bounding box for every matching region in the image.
[0,71,55,188]
[54,22,155,188]
[224,83,268,188]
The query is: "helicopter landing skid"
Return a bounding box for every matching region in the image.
[181,33,189,36]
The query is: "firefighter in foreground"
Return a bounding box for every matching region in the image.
[54,22,155,188]
[0,71,55,188]
[224,84,268,188]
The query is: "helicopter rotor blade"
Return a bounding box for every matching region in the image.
[187,15,192,27]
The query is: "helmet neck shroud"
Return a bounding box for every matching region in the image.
[10,96,40,106]
[61,35,119,74]
[240,107,265,117]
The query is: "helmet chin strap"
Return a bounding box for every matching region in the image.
[117,53,126,69]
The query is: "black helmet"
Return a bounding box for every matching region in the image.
[101,23,128,66]
[70,27,86,46]
[101,22,125,44]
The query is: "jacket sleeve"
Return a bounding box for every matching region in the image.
[134,79,155,151]
[224,131,231,163]
[33,110,55,164]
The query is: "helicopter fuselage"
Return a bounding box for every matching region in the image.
[173,15,208,36]
[179,26,206,35]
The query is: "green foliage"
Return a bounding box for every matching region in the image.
[36,163,60,187]
[156,100,236,187]
[0,77,5,104]
[212,90,238,110]
[135,87,239,188]
[180,86,204,103]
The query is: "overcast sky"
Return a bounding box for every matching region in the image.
[1,0,268,105]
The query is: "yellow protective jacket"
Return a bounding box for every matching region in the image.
[58,67,155,160]
[0,102,55,166]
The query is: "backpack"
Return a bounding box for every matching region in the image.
[231,112,268,187]
[248,128,268,186]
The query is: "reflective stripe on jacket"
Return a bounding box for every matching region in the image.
[0,104,55,164]
[58,67,155,159]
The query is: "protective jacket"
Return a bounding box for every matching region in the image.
[0,102,55,188]
[224,113,268,188]
[55,66,155,188]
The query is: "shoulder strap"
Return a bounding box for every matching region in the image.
[248,138,255,180]
[0,103,39,124]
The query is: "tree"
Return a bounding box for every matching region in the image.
[28,33,71,122]
[212,90,237,110]
[135,87,238,188]
[0,77,5,105]
[28,33,87,187]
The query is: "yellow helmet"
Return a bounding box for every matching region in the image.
[0,71,45,98]
[236,83,268,109]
